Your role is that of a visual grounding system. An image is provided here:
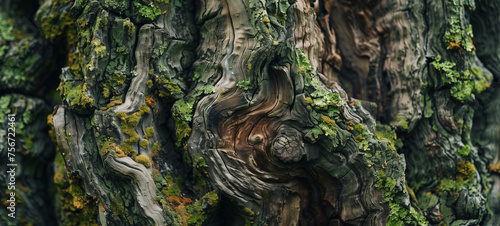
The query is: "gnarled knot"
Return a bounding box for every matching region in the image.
[270,126,305,163]
[249,134,264,145]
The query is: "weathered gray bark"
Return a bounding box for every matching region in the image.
[1,0,500,225]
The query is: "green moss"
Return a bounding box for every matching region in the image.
[435,178,458,194]
[471,67,483,79]
[100,140,116,156]
[387,202,428,226]
[242,207,255,226]
[162,174,183,197]
[0,96,11,122]
[62,82,94,109]
[354,123,365,134]
[96,17,108,28]
[458,145,470,157]
[434,161,476,196]
[91,39,106,58]
[297,49,345,147]
[139,139,149,149]
[390,113,409,132]
[193,71,200,80]
[155,74,183,99]
[102,88,110,98]
[444,0,475,53]
[236,80,251,90]
[431,56,461,82]
[196,85,215,94]
[319,115,338,137]
[24,134,35,149]
[276,11,287,26]
[39,10,77,49]
[123,19,135,35]
[456,160,475,179]
[297,50,342,114]
[376,170,397,201]
[376,170,428,225]
[134,1,162,21]
[186,191,220,226]
[155,171,218,226]
[135,154,151,168]
[1,49,45,91]
[474,79,491,94]
[0,14,15,42]
[111,194,125,216]
[152,141,161,152]
[172,99,194,147]
[431,56,484,103]
[102,72,126,100]
[375,123,403,151]
[450,80,474,103]
[53,158,99,226]
[144,127,154,139]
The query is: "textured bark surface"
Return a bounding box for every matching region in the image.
[1,0,500,225]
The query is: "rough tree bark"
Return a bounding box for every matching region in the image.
[1,0,500,225]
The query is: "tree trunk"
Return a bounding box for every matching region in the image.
[1,0,499,225]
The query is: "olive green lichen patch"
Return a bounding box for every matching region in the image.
[153,74,183,100]
[144,127,154,139]
[100,140,116,156]
[456,160,475,184]
[135,154,151,168]
[139,139,149,149]
[106,97,123,108]
[152,141,161,152]
[115,104,151,157]
[470,67,492,94]
[102,73,126,99]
